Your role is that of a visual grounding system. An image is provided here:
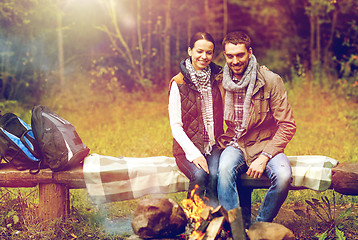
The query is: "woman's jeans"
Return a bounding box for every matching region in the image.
[176,145,222,207]
[217,146,292,223]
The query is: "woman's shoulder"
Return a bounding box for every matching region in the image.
[171,72,185,85]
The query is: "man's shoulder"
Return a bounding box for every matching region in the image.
[258,66,281,82]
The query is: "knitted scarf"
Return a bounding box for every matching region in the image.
[222,55,257,146]
[185,58,215,155]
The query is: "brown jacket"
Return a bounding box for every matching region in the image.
[217,67,296,166]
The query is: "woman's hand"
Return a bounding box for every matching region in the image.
[193,156,209,174]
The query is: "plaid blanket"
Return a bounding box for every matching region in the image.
[83,154,338,204]
[290,155,338,191]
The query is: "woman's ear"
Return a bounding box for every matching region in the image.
[188,47,192,57]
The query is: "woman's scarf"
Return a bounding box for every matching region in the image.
[185,58,215,155]
[222,55,257,146]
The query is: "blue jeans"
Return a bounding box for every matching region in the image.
[175,145,222,207]
[217,146,292,223]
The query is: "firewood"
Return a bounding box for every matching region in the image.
[197,219,210,233]
[200,206,212,221]
[204,216,225,240]
[211,205,229,222]
[228,207,246,240]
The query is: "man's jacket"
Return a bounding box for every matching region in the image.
[218,66,296,166]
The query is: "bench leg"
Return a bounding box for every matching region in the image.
[38,183,70,221]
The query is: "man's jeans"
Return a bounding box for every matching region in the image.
[217,146,292,223]
[176,145,222,207]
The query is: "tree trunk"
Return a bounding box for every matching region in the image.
[57,11,65,88]
[223,0,228,38]
[204,0,210,32]
[136,0,144,77]
[323,8,338,65]
[316,16,321,65]
[163,0,172,84]
[309,15,316,68]
[146,0,152,72]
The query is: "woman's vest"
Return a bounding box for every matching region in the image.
[171,62,224,158]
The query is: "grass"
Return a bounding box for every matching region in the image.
[0,74,357,239]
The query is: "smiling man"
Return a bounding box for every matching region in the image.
[217,31,297,227]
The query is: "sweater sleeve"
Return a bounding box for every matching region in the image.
[168,81,203,162]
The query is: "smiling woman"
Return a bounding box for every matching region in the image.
[168,32,224,208]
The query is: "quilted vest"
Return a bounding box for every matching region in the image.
[171,61,224,158]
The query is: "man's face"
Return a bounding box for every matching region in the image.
[224,43,252,80]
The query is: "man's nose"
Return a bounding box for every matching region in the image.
[233,57,239,64]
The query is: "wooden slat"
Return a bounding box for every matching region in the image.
[0,164,53,187]
[0,163,86,189]
[53,165,86,189]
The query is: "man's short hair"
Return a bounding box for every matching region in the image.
[222,31,252,51]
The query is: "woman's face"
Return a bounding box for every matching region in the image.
[188,39,214,71]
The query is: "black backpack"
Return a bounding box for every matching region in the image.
[31,105,90,171]
[0,112,43,173]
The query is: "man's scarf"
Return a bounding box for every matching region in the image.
[185,58,215,155]
[222,55,257,146]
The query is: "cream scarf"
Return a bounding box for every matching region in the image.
[222,55,257,146]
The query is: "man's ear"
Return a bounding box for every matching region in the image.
[248,47,253,58]
[188,47,192,57]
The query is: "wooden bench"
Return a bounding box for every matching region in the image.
[0,162,356,222]
[0,163,85,222]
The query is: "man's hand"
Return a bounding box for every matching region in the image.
[246,154,269,178]
[193,156,209,174]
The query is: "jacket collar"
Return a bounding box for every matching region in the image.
[252,65,266,95]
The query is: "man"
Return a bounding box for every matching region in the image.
[217,31,296,226]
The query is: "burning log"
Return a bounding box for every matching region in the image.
[228,207,246,240]
[211,205,229,222]
[204,216,226,240]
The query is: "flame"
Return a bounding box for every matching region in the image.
[182,185,213,238]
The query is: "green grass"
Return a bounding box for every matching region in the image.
[0,74,357,238]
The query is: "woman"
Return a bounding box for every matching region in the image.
[168,32,223,207]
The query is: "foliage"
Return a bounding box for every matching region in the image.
[1,37,358,239]
[0,0,357,102]
[293,194,354,240]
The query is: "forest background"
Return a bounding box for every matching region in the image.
[0,0,358,239]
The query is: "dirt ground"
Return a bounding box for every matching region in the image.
[121,202,357,239]
[265,202,358,240]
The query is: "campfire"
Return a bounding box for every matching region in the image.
[131,187,294,240]
[181,185,246,240]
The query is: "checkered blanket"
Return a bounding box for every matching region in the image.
[289,155,338,191]
[83,154,338,204]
